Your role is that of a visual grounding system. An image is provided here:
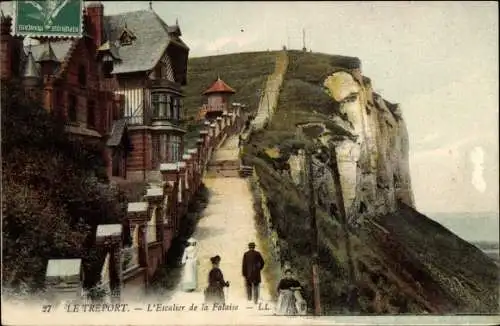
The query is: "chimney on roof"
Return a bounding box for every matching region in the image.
[86,1,104,49]
[1,14,13,80]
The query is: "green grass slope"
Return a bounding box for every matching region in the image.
[182,51,277,149]
[241,50,498,314]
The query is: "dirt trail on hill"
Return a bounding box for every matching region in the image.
[252,51,288,130]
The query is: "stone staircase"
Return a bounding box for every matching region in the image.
[207,159,240,178]
[239,165,254,178]
[206,134,241,178]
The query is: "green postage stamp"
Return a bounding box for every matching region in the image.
[14,0,83,38]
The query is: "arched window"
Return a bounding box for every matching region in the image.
[78,65,87,87]
[68,95,77,122]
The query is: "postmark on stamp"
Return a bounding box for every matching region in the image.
[14,0,83,38]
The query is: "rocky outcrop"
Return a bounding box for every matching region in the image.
[242,50,498,314]
[288,69,414,225]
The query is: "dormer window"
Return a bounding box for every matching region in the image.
[119,25,136,46]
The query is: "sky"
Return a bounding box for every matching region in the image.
[2,1,498,214]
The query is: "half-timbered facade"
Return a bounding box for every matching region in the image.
[87,3,190,181]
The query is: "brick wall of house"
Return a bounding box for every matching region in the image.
[0,16,12,80]
[1,11,126,180]
[50,38,116,133]
[127,130,152,172]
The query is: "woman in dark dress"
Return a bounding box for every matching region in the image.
[204,255,230,304]
[275,269,305,315]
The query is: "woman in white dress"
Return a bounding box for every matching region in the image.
[181,238,199,292]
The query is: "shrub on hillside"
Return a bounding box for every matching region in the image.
[1,80,130,292]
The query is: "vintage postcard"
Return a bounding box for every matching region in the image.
[1,1,499,325]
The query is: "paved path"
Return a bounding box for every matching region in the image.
[163,136,275,320]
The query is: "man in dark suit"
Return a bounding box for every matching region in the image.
[242,242,265,304]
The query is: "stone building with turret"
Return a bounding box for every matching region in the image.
[1,9,126,178]
[1,2,190,182]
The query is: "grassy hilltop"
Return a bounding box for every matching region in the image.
[184,50,499,314]
[182,52,276,148]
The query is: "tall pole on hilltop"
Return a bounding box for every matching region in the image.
[300,126,321,316]
[286,24,290,49]
[302,28,306,51]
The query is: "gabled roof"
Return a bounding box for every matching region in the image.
[103,10,189,75]
[203,77,236,95]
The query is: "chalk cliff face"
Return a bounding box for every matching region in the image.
[289,69,414,224]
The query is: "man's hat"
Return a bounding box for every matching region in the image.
[248,242,256,248]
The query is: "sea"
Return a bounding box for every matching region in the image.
[426,212,499,262]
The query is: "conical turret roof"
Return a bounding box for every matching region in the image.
[202,76,236,95]
[23,46,40,79]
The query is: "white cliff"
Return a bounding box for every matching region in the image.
[288,69,414,224]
